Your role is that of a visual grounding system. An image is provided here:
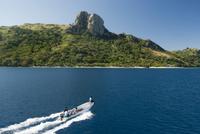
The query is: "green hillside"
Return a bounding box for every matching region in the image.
[173,48,200,67]
[0,12,199,67]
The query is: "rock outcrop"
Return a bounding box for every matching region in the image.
[87,14,105,36]
[68,11,108,36]
[73,11,89,33]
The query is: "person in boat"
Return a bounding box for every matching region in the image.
[72,108,76,115]
[89,97,94,103]
[64,107,68,112]
[60,112,64,121]
[64,107,69,117]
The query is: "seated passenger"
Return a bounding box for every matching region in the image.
[68,110,72,116]
[72,108,76,114]
[65,110,69,117]
[60,112,64,121]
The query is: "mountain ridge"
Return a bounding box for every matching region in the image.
[0,11,199,67]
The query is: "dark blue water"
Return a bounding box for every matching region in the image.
[0,68,200,134]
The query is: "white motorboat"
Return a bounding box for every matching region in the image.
[60,97,94,121]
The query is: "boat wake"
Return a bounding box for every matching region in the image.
[0,111,93,134]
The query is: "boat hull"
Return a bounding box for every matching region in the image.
[61,101,94,121]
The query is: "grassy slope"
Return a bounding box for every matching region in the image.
[0,24,198,67]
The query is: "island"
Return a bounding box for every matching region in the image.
[0,11,199,67]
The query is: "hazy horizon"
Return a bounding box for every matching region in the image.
[0,0,199,50]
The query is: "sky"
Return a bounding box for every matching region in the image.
[0,0,199,50]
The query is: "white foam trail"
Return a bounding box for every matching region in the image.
[43,111,93,134]
[14,120,61,134]
[0,111,93,134]
[0,112,61,133]
[15,111,93,134]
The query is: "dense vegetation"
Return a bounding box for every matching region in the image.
[173,48,200,67]
[0,24,199,67]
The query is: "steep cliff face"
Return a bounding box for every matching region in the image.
[73,11,89,33]
[87,14,105,36]
[68,11,108,36]
[75,11,89,29]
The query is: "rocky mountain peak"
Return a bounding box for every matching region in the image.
[74,11,89,30]
[87,14,105,36]
[68,11,108,36]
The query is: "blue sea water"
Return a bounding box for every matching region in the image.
[0,68,200,134]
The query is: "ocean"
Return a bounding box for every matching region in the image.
[0,68,200,134]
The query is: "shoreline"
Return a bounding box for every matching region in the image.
[0,66,199,69]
